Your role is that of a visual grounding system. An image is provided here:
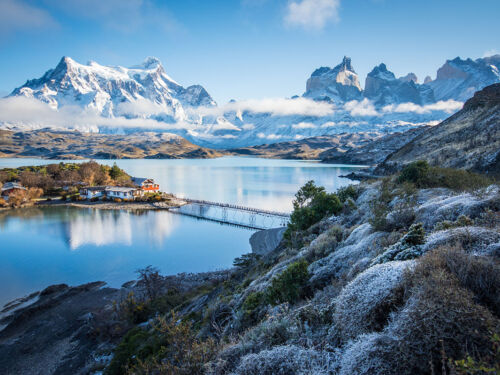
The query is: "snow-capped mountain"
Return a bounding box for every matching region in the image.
[10,56,216,122]
[425,56,500,101]
[304,57,363,103]
[363,63,435,106]
[3,55,499,148]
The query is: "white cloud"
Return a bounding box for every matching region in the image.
[241,123,255,130]
[116,99,173,117]
[292,122,316,129]
[0,0,57,36]
[285,0,340,30]
[0,96,195,132]
[344,98,379,117]
[194,97,335,117]
[382,100,462,115]
[257,132,283,140]
[483,49,500,58]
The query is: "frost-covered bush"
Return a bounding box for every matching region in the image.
[334,261,411,342]
[476,208,500,228]
[339,333,397,375]
[415,185,499,229]
[415,246,500,316]
[305,225,343,261]
[434,214,473,231]
[337,246,499,375]
[383,255,499,374]
[232,345,339,375]
[213,315,298,374]
[309,223,388,287]
[422,226,500,256]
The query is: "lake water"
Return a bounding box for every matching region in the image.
[0,157,363,307]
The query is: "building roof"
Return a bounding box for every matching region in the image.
[1,182,26,192]
[131,177,154,186]
[105,186,138,193]
[80,186,106,191]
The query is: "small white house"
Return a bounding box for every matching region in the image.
[105,187,139,200]
[79,186,106,200]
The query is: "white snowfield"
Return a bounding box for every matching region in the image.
[2,55,499,148]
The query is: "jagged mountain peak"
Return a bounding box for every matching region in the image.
[427,55,500,101]
[338,56,355,72]
[305,56,362,102]
[364,63,430,106]
[132,56,163,70]
[10,56,216,120]
[368,63,396,80]
[399,73,418,83]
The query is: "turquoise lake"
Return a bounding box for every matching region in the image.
[0,157,363,307]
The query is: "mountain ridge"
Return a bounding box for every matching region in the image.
[3,55,499,148]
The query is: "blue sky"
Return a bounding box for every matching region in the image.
[0,0,498,103]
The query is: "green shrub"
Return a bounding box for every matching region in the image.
[369,178,394,231]
[125,314,217,375]
[284,181,342,246]
[106,313,216,375]
[398,161,491,191]
[241,291,267,327]
[266,259,310,305]
[402,223,425,246]
[397,160,430,186]
[450,334,500,375]
[337,185,360,203]
[434,215,474,231]
[233,253,261,270]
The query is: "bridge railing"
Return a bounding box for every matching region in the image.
[174,197,291,218]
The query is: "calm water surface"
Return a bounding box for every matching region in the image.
[0,157,363,307]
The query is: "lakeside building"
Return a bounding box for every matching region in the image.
[79,186,106,200]
[105,186,141,200]
[1,182,26,200]
[79,186,144,200]
[131,177,160,192]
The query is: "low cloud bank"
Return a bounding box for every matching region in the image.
[0,96,194,131]
[0,96,463,137]
[194,97,336,118]
[344,99,462,117]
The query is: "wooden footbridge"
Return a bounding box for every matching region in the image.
[167,197,291,230]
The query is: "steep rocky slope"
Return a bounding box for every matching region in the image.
[378,83,500,175]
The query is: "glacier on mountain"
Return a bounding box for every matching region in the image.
[2,54,499,148]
